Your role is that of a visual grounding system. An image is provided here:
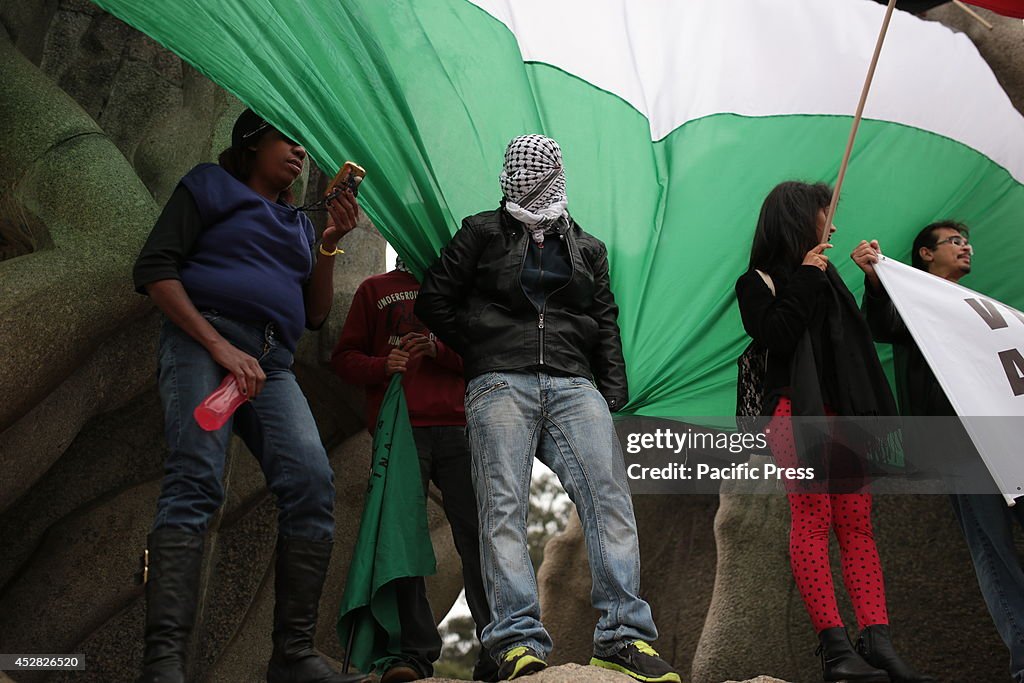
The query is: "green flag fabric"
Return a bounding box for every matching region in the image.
[92,0,1024,418]
[336,374,436,674]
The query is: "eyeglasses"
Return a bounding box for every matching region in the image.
[933,236,973,254]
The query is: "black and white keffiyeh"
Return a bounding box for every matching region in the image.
[499,134,569,244]
[394,256,411,274]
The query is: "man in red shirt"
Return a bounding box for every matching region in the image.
[331,259,495,683]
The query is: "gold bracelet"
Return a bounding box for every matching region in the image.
[319,243,344,257]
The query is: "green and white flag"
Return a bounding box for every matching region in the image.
[93,0,1024,417]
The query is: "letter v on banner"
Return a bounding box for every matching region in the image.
[874,256,1024,504]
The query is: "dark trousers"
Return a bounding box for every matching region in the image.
[392,425,494,678]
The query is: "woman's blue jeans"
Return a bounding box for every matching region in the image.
[152,313,335,541]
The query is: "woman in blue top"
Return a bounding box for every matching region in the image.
[132,109,369,683]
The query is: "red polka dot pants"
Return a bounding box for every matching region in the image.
[766,397,889,633]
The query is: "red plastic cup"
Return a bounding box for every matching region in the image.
[194,375,247,431]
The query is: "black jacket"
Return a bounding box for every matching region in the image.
[735,265,831,414]
[416,207,628,410]
[736,264,896,418]
[862,281,955,416]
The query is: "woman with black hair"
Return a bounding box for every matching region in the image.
[735,181,932,683]
[132,109,369,683]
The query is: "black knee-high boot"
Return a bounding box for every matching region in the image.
[266,537,371,683]
[136,529,205,683]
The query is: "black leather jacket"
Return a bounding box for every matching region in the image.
[416,207,628,410]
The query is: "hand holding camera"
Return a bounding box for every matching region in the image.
[323,161,366,243]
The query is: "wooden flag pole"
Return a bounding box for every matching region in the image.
[953,0,996,30]
[821,0,898,242]
[343,623,355,673]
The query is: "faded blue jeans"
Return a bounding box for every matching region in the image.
[152,312,336,541]
[464,370,657,660]
[951,494,1024,683]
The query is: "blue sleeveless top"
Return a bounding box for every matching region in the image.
[178,163,315,352]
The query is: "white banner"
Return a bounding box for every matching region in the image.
[874,257,1024,504]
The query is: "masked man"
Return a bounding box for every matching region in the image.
[415,135,679,683]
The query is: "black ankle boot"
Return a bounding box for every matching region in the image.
[857,624,936,683]
[816,627,890,682]
[266,537,371,683]
[136,529,204,683]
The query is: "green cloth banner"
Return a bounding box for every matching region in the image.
[336,374,436,674]
[91,0,1024,417]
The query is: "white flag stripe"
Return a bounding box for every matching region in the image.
[470,0,1024,182]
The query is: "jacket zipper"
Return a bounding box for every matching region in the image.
[538,241,545,365]
[538,312,545,365]
[516,232,547,365]
[516,224,578,367]
[543,230,577,366]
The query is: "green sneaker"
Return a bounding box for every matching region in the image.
[496,645,547,680]
[590,640,681,682]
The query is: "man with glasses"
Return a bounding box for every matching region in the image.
[852,221,1024,683]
